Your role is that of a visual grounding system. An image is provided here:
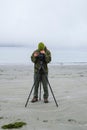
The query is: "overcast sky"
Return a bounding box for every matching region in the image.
[0,0,87,49]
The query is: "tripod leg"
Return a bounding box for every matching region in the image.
[45,74,58,107]
[25,82,35,107]
[39,81,41,100]
[25,72,40,107]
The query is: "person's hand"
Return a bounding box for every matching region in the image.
[34,52,39,57]
[40,50,45,54]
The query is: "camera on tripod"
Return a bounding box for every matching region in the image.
[37,53,45,62]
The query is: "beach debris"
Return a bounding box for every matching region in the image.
[43,120,48,123]
[1,121,26,129]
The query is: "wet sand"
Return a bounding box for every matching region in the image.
[0,64,87,130]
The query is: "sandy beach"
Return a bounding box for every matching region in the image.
[0,64,87,130]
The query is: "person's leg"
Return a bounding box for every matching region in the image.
[31,73,40,102]
[41,73,49,102]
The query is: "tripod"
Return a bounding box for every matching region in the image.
[25,62,58,107]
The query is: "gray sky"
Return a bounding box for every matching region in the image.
[0,0,87,49]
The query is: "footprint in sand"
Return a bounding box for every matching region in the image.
[68,119,87,125]
[68,119,77,123]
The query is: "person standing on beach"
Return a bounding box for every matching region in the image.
[31,42,51,103]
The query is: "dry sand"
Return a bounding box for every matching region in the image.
[0,64,87,130]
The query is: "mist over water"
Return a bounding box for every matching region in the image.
[0,47,87,65]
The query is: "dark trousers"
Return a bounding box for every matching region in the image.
[33,72,49,99]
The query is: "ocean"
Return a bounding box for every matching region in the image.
[0,47,87,65]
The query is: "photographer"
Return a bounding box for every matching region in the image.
[31,42,51,103]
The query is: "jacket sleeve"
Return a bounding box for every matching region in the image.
[31,51,37,63]
[45,50,51,63]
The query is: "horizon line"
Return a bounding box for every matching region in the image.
[0,44,30,47]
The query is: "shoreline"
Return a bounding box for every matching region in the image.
[0,61,87,66]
